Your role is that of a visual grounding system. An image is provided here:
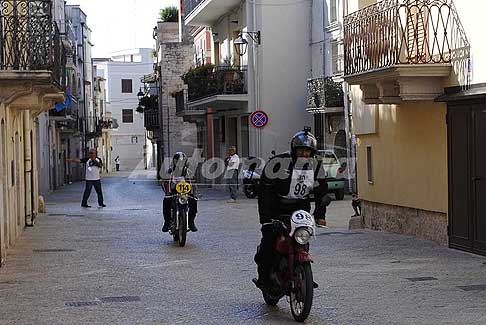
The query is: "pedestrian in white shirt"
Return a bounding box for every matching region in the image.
[67,148,106,208]
[225,146,240,203]
[115,156,120,172]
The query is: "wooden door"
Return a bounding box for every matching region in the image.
[448,105,472,251]
[448,103,486,255]
[472,107,486,254]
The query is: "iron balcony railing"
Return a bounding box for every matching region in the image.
[185,65,248,102]
[0,0,66,86]
[344,0,470,76]
[307,77,344,111]
[184,0,206,18]
[144,109,160,131]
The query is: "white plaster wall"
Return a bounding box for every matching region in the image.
[95,49,153,171]
[453,0,486,85]
[311,0,325,78]
[254,0,313,155]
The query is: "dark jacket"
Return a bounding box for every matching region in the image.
[257,152,328,224]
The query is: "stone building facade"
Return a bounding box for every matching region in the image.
[156,22,198,163]
[0,0,66,265]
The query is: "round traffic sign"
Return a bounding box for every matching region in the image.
[250,110,269,129]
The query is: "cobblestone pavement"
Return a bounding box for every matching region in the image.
[1,174,486,324]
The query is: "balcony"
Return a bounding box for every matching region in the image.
[101,112,117,131]
[49,99,78,122]
[175,89,205,123]
[183,65,248,111]
[144,109,160,131]
[0,0,66,88]
[184,0,242,26]
[307,77,345,114]
[343,0,469,104]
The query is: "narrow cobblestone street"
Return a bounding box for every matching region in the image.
[1,175,486,324]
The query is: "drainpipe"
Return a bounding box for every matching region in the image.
[81,22,87,156]
[342,0,355,194]
[252,0,261,157]
[23,110,34,226]
[322,0,327,149]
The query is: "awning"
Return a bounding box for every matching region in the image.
[435,83,486,102]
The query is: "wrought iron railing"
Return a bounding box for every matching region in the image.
[307,77,344,111]
[144,109,160,131]
[184,65,248,102]
[344,0,470,76]
[184,0,206,18]
[0,0,66,86]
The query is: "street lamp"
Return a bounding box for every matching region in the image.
[234,31,261,57]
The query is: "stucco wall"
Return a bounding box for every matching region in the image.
[356,102,448,214]
[96,50,151,171]
[257,0,313,155]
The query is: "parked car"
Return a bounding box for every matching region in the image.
[316,150,346,200]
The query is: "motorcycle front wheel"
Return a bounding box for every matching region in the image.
[290,263,313,322]
[178,208,187,247]
[172,210,179,242]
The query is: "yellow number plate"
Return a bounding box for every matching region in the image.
[175,182,192,194]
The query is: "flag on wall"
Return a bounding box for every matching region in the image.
[54,89,72,112]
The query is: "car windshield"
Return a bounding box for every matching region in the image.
[320,152,338,165]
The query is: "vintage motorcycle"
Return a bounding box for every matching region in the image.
[242,168,260,198]
[169,180,194,247]
[253,210,316,322]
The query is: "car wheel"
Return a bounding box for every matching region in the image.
[335,189,345,200]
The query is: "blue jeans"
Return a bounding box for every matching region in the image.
[228,170,238,200]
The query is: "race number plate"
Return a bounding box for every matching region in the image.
[289,210,315,237]
[175,181,192,194]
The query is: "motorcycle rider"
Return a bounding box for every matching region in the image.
[162,152,198,232]
[254,130,330,289]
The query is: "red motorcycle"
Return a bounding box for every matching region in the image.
[253,210,316,322]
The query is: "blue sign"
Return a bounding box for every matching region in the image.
[250,110,269,129]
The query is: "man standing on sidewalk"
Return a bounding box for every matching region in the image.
[115,156,120,172]
[225,146,240,203]
[67,149,106,208]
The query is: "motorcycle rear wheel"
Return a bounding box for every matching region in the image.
[290,263,313,322]
[178,209,187,247]
[244,185,258,199]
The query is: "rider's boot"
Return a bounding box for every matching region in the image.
[162,215,172,232]
[188,214,198,232]
[162,221,171,232]
[254,265,271,290]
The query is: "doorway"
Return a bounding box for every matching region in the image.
[0,119,6,264]
[448,103,486,255]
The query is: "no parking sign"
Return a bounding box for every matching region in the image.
[250,110,269,129]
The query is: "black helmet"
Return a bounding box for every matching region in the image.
[291,130,317,157]
[172,152,187,168]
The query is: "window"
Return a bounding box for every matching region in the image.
[331,42,342,75]
[330,0,337,23]
[367,146,373,183]
[121,79,132,93]
[131,136,138,144]
[122,109,133,123]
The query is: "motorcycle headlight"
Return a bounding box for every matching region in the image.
[294,228,311,245]
[178,195,189,205]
